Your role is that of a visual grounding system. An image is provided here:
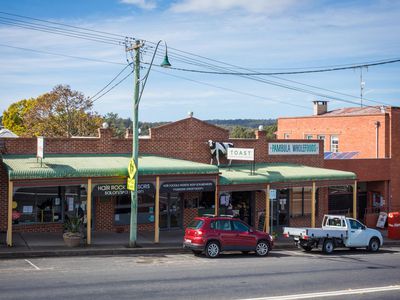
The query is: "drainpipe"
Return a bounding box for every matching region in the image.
[375,121,380,158]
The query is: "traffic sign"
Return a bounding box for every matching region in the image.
[127,178,136,191]
[128,158,137,179]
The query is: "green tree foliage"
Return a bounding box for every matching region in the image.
[2,98,36,135]
[2,85,103,137]
[104,112,131,138]
[230,126,256,138]
[264,123,277,139]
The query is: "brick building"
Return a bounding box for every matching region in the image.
[1,115,355,246]
[277,101,400,225]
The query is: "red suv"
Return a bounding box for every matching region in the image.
[183,215,273,258]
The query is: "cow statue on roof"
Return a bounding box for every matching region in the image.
[208,140,234,166]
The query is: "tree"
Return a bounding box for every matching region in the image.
[264,124,277,139]
[22,85,103,137]
[2,98,36,135]
[104,112,131,138]
[230,126,256,138]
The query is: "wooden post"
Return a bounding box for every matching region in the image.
[353,180,357,219]
[7,180,13,247]
[155,176,160,243]
[87,178,92,245]
[265,184,270,233]
[311,181,316,228]
[214,176,219,216]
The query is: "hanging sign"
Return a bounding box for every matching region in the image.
[268,143,319,155]
[160,181,215,193]
[93,183,155,196]
[227,148,254,161]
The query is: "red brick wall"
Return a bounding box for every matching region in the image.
[277,114,388,158]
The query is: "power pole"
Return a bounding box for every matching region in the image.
[128,40,141,247]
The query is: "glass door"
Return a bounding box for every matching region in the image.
[160,193,182,230]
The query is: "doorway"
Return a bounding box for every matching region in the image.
[160,193,183,229]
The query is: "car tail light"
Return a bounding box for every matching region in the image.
[302,235,309,240]
[283,233,289,238]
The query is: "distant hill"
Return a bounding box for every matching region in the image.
[205,119,276,128]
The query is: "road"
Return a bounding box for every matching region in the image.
[0,247,399,300]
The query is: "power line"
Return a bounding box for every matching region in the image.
[0,19,123,46]
[149,57,400,76]
[88,63,132,102]
[0,11,132,40]
[0,43,126,66]
[147,67,310,110]
[89,69,133,104]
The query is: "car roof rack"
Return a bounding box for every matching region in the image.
[219,214,234,218]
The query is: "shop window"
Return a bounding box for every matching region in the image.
[291,187,312,217]
[330,135,339,153]
[13,185,87,225]
[328,185,353,215]
[198,192,215,216]
[114,193,155,225]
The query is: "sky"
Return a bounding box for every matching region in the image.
[0,0,399,122]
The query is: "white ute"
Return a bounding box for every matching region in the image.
[283,215,383,254]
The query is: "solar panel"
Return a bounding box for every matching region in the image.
[324,151,359,159]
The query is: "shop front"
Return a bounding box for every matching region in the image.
[218,163,357,234]
[1,154,219,246]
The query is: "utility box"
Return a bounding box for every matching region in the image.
[388,212,400,239]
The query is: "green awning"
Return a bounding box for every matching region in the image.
[2,154,219,180]
[219,163,356,185]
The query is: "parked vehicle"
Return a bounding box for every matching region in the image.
[283,215,383,254]
[183,215,273,258]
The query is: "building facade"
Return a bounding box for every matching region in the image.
[1,116,356,246]
[277,101,400,225]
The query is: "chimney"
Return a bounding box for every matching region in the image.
[313,100,328,115]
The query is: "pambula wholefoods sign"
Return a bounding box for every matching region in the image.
[268,143,319,155]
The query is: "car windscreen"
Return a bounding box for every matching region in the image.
[187,219,204,229]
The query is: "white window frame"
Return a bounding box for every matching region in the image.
[304,134,313,140]
[284,133,290,139]
[330,135,339,153]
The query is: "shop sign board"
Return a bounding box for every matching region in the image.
[37,136,44,159]
[94,182,155,196]
[268,142,319,155]
[160,181,215,193]
[227,148,254,161]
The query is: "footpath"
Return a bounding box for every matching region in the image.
[0,230,399,259]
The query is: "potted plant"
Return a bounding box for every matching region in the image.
[63,216,83,247]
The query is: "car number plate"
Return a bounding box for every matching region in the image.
[185,239,191,243]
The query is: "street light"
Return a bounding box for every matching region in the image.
[126,40,170,247]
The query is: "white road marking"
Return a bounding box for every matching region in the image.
[238,285,400,300]
[278,250,309,257]
[24,259,40,270]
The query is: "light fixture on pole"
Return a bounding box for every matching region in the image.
[125,40,170,247]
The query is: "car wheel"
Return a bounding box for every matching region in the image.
[205,241,220,258]
[255,240,270,256]
[192,250,202,256]
[301,245,312,252]
[368,237,380,252]
[322,239,334,254]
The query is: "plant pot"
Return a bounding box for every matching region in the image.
[63,232,82,247]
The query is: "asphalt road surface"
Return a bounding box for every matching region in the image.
[0,246,399,300]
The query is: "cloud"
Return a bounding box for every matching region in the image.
[120,0,157,10]
[169,0,297,14]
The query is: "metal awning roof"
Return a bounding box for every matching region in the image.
[219,163,356,185]
[2,154,219,180]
